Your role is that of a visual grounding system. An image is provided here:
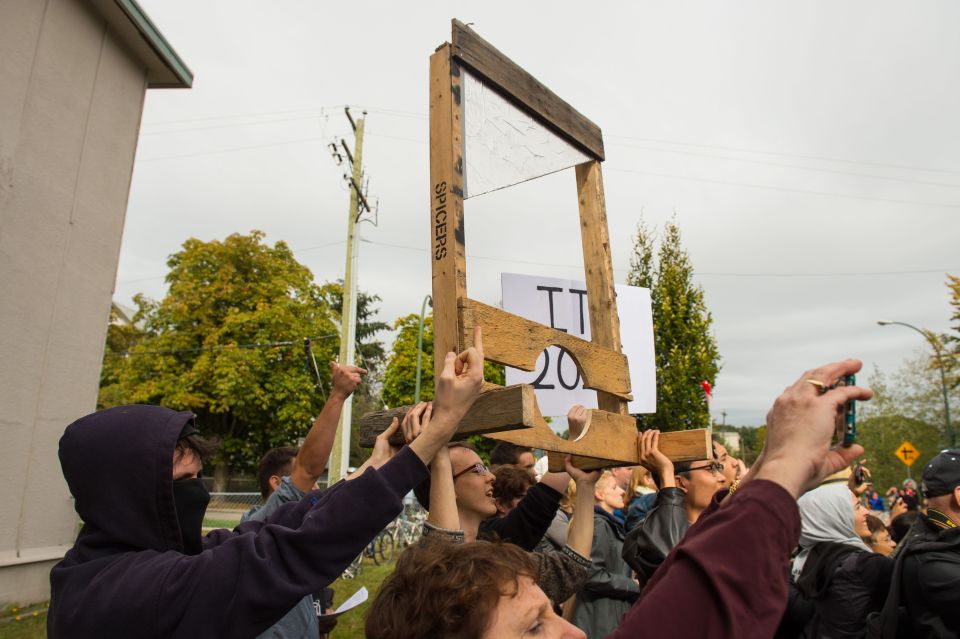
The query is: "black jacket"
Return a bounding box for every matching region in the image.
[479,482,562,551]
[899,514,960,638]
[48,405,428,638]
[621,487,688,584]
[795,541,893,639]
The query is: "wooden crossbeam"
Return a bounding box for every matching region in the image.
[458,298,632,401]
[357,384,535,448]
[450,19,604,161]
[485,402,712,470]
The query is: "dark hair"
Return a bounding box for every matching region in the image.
[413,442,476,510]
[174,433,219,465]
[889,511,920,544]
[489,441,533,466]
[492,465,535,506]
[366,540,536,639]
[865,514,887,537]
[257,446,299,499]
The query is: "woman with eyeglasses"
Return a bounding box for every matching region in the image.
[622,430,728,585]
[402,402,600,606]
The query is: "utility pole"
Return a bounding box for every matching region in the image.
[328,107,368,481]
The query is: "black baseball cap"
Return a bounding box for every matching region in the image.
[921,449,960,498]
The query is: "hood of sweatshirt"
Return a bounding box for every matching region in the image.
[58,404,197,558]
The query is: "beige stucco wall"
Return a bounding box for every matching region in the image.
[0,0,149,604]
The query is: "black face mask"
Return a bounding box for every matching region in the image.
[172,478,210,555]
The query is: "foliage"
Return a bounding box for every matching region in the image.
[715,425,766,466]
[861,352,960,448]
[382,313,504,408]
[857,415,941,491]
[318,281,389,377]
[98,231,384,474]
[628,218,721,431]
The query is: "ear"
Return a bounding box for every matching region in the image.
[675,474,688,493]
[269,475,282,492]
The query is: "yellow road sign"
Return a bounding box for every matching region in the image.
[895,441,920,467]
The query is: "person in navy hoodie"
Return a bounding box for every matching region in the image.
[48,329,486,639]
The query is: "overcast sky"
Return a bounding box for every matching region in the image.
[121,0,960,426]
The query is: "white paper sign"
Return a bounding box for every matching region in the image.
[502,273,656,417]
[317,586,368,620]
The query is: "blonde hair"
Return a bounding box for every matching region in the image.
[594,471,615,501]
[627,467,650,498]
[559,478,577,512]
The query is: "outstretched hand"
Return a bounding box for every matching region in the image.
[564,456,601,484]
[754,359,872,498]
[407,326,485,466]
[330,362,367,399]
[637,430,675,480]
[401,402,432,444]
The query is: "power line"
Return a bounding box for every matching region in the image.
[605,166,960,209]
[108,333,339,357]
[360,239,957,278]
[141,114,330,136]
[141,105,345,127]
[606,133,960,176]
[610,142,960,190]
[115,241,345,286]
[138,137,328,162]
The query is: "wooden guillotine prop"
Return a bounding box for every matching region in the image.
[360,20,712,470]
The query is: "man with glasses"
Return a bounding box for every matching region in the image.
[622,430,728,585]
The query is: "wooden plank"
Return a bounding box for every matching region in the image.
[429,44,468,381]
[358,384,535,448]
[459,298,632,400]
[548,428,714,472]
[575,160,628,416]
[486,403,712,469]
[450,19,604,161]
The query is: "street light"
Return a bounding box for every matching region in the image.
[877,319,954,448]
[414,295,433,404]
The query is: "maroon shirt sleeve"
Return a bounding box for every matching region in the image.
[609,480,801,639]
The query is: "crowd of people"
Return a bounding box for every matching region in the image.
[47,329,960,638]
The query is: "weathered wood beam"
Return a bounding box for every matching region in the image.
[458,298,632,400]
[450,19,604,161]
[358,384,535,448]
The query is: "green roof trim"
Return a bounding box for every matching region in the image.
[114,0,193,88]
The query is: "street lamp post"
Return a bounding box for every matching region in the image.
[414,295,433,404]
[878,319,954,448]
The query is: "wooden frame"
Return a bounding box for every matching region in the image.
[360,20,712,468]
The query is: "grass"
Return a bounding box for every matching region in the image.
[0,604,47,639]
[327,555,397,638]
[0,556,398,639]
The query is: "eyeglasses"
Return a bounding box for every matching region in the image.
[686,462,724,475]
[453,462,490,479]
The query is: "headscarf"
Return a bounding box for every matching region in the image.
[791,483,871,579]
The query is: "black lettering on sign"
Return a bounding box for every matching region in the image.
[556,350,582,390]
[433,182,448,260]
[569,288,588,335]
[536,286,567,332]
[532,349,555,390]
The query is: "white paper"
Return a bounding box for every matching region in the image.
[462,69,590,199]
[501,273,656,417]
[318,586,368,620]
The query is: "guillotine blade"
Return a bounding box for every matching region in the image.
[462,68,591,199]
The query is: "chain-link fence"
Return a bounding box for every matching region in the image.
[203,493,262,531]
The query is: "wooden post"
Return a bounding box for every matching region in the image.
[429,45,467,378]
[576,160,627,416]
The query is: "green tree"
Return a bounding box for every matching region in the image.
[861,353,960,447]
[100,231,344,483]
[382,312,505,408]
[318,281,390,377]
[857,415,940,492]
[628,218,721,431]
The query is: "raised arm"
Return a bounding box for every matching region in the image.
[563,456,599,559]
[289,362,366,492]
[610,359,872,638]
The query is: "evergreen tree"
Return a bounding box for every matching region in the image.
[628,218,721,431]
